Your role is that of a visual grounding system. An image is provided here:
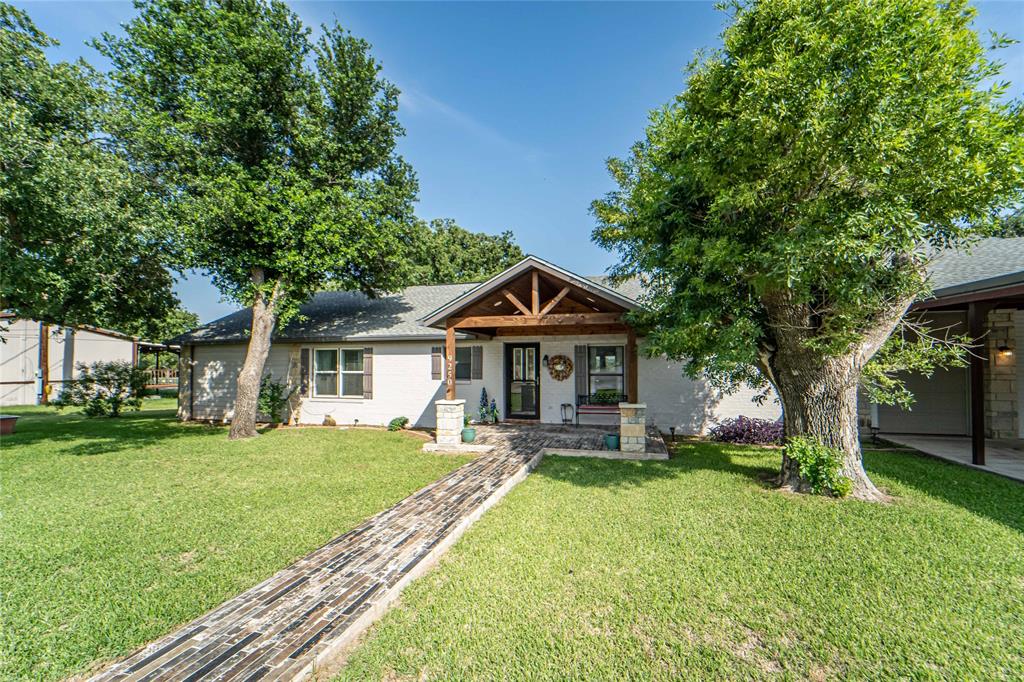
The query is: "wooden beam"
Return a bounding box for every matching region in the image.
[531,271,540,315]
[502,289,532,316]
[38,323,49,405]
[445,321,456,400]
[538,287,571,317]
[450,312,623,328]
[968,302,988,465]
[495,324,629,337]
[627,326,638,403]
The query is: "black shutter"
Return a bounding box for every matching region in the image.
[299,348,310,397]
[363,347,373,399]
[574,345,588,403]
[471,346,483,380]
[431,346,443,380]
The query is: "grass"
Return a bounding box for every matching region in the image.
[0,401,471,681]
[339,441,1024,680]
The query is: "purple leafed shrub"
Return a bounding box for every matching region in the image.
[708,416,783,445]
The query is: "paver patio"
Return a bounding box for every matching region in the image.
[91,425,666,681]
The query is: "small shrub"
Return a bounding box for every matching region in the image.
[53,361,148,417]
[388,416,410,431]
[708,416,783,445]
[257,374,295,425]
[591,389,621,405]
[784,436,853,497]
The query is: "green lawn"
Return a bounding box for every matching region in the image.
[0,401,471,681]
[339,442,1024,680]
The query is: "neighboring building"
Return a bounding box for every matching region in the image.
[0,317,139,406]
[171,256,781,433]
[862,237,1024,465]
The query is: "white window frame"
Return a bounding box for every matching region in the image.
[312,347,364,399]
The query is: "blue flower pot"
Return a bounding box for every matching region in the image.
[604,433,620,450]
[462,427,477,443]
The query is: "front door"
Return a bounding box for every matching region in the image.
[505,343,540,419]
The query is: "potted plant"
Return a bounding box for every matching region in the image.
[462,414,476,443]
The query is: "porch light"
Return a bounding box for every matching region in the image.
[997,344,1013,357]
[542,354,549,368]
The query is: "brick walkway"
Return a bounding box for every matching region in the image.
[90,425,665,681]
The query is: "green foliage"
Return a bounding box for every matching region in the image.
[408,219,525,285]
[95,0,419,323]
[784,437,853,497]
[592,0,1024,397]
[862,318,971,408]
[121,306,200,343]
[0,4,180,334]
[257,373,295,424]
[388,416,409,431]
[995,209,1024,237]
[53,360,148,417]
[591,389,622,405]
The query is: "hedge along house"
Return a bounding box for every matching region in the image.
[172,257,779,435]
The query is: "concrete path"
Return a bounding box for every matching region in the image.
[91,425,665,681]
[881,434,1024,483]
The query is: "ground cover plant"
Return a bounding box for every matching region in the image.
[0,401,471,681]
[339,443,1024,680]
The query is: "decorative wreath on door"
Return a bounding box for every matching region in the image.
[547,354,574,381]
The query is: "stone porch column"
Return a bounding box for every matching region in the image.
[619,403,647,453]
[435,399,465,447]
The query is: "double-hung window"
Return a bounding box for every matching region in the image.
[588,345,624,397]
[313,348,364,397]
[455,347,472,381]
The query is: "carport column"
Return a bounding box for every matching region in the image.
[619,403,647,453]
[435,399,465,447]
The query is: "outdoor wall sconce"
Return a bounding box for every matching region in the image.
[542,354,549,368]
[997,344,1013,358]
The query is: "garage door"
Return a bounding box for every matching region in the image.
[877,366,969,435]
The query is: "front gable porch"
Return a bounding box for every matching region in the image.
[422,256,642,407]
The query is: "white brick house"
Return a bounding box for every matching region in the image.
[172,257,780,434]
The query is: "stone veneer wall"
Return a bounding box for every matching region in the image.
[619,403,647,453]
[435,399,465,447]
[984,308,1017,439]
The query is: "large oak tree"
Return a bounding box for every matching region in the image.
[593,0,1024,500]
[1,4,180,337]
[98,0,419,438]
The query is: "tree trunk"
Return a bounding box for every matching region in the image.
[759,291,914,503]
[772,357,888,502]
[228,271,282,440]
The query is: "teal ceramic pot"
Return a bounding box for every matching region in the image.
[462,427,477,443]
[604,433,620,450]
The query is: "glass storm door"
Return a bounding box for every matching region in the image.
[505,343,540,419]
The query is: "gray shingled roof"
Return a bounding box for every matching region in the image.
[173,239,1024,345]
[928,237,1024,296]
[171,283,479,346]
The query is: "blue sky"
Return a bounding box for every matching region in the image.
[15,1,1024,323]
